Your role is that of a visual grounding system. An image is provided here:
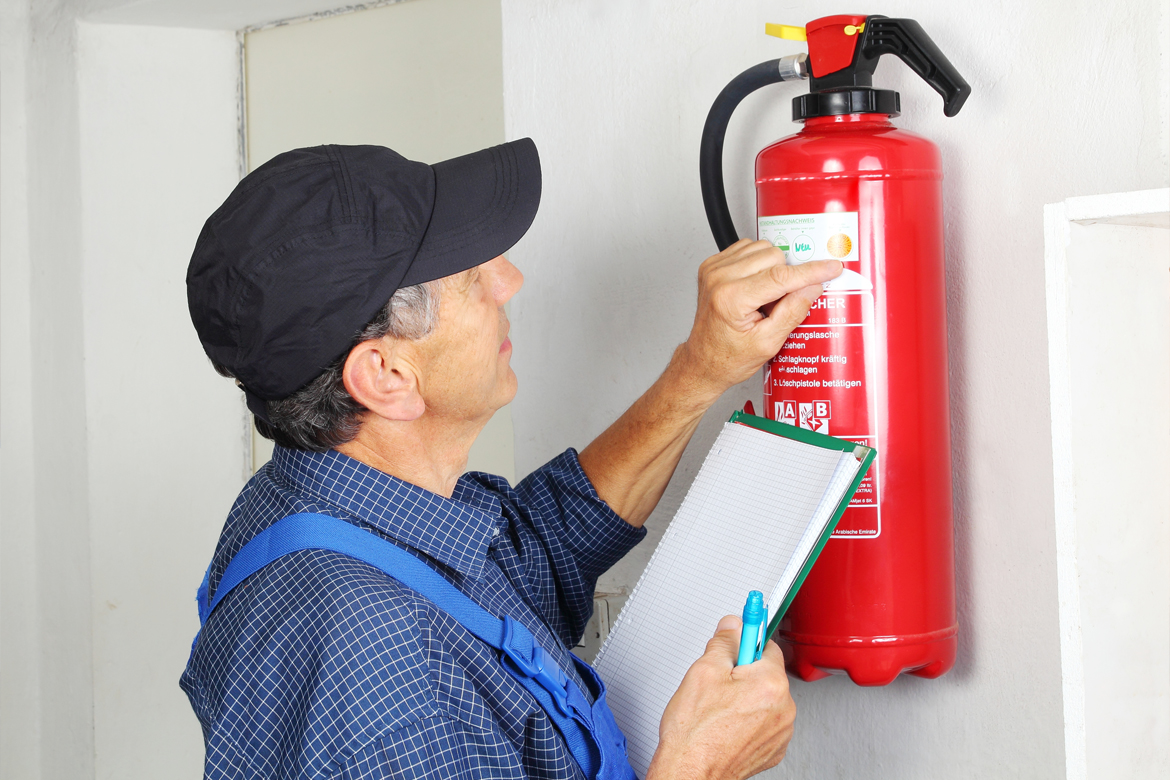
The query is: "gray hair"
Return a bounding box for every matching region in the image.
[216,281,441,452]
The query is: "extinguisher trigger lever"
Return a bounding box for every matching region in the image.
[860,16,971,117]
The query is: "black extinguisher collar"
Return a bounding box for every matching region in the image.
[793,88,901,121]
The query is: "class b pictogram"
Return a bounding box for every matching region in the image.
[777,400,831,434]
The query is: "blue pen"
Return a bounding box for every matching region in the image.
[736,590,768,666]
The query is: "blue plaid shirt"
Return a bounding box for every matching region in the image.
[181,445,645,779]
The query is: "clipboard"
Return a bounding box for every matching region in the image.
[593,409,876,774]
[728,410,876,633]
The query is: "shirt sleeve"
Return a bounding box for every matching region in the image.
[483,449,647,648]
[335,716,485,779]
[514,449,646,581]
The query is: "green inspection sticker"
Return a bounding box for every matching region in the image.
[758,211,859,264]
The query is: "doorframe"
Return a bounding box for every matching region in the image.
[1043,186,1170,780]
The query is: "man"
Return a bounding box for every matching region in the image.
[183,139,841,779]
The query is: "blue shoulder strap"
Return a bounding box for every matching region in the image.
[191,512,635,780]
[199,513,503,641]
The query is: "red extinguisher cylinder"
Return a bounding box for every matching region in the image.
[758,113,956,685]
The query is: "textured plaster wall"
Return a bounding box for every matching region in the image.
[1,2,95,778]
[0,1,42,777]
[2,4,242,777]
[76,22,240,778]
[501,0,1169,777]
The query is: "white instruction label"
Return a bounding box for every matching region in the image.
[758,212,860,263]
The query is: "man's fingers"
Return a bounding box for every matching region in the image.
[758,636,787,669]
[705,238,772,270]
[758,259,841,299]
[706,240,786,276]
[721,259,842,315]
[757,282,827,341]
[706,241,824,288]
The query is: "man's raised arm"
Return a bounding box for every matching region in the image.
[577,239,841,527]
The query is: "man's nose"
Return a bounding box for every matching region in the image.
[486,255,523,304]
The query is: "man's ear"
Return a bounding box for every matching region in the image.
[342,337,425,422]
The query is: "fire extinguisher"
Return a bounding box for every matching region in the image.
[699,15,970,685]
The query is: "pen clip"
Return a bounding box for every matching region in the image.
[754,605,769,662]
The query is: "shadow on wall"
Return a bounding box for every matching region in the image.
[939,147,977,684]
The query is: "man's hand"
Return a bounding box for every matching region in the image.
[646,615,797,780]
[676,239,843,405]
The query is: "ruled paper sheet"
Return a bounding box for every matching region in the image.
[592,421,862,775]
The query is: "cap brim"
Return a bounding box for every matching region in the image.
[402,138,541,287]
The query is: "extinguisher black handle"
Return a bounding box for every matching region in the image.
[862,17,971,117]
[700,59,799,251]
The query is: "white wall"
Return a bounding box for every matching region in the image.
[245,0,504,169]
[500,1,1170,778]
[2,2,95,777]
[76,22,241,778]
[3,3,243,778]
[84,0,401,29]
[1,1,44,777]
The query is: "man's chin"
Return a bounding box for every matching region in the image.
[493,368,518,409]
[499,374,518,407]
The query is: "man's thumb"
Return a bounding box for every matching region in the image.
[704,614,744,664]
[715,614,742,635]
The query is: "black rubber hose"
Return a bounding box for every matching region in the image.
[699,60,788,251]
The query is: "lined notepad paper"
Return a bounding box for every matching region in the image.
[593,421,864,774]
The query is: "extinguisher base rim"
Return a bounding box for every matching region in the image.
[776,623,957,648]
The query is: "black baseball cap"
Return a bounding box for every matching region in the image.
[187,139,541,420]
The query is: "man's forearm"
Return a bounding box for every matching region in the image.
[577,343,722,527]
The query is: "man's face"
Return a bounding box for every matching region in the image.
[410,255,524,424]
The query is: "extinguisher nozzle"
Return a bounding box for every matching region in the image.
[778,53,810,82]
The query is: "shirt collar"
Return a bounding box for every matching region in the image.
[271,446,501,580]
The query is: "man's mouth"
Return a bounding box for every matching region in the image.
[496,318,510,353]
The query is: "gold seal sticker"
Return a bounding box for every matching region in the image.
[827,233,852,258]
